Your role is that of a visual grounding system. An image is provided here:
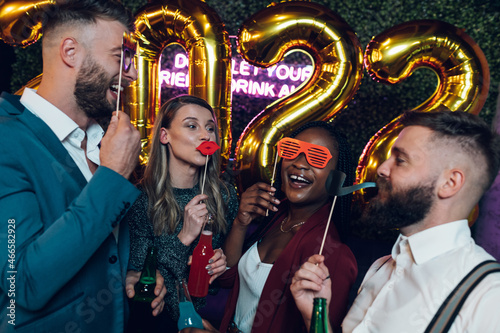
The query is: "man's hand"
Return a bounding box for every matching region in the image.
[290,255,332,330]
[125,269,167,316]
[100,112,141,179]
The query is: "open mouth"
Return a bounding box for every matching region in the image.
[109,84,124,99]
[289,174,312,186]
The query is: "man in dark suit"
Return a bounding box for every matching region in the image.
[0,1,164,331]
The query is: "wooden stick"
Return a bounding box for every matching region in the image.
[115,40,125,114]
[201,154,209,195]
[318,196,337,256]
[266,149,280,217]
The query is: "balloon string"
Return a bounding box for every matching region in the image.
[266,149,280,217]
[318,196,337,256]
[201,154,209,195]
[116,42,124,114]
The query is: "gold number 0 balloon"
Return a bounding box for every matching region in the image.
[234,1,363,190]
[356,20,490,202]
[127,0,232,164]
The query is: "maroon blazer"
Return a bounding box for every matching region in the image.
[219,202,358,333]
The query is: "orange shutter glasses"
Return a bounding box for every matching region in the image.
[277,137,333,169]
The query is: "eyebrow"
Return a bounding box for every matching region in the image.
[111,46,122,53]
[182,117,215,124]
[392,146,410,158]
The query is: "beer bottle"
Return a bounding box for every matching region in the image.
[310,297,329,333]
[134,246,157,302]
[127,246,158,332]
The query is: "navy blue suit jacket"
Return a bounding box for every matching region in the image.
[0,92,140,332]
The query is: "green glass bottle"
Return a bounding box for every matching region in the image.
[133,246,157,302]
[309,297,329,333]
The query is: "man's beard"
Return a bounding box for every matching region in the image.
[74,56,116,121]
[359,177,436,230]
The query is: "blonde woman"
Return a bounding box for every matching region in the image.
[127,95,238,331]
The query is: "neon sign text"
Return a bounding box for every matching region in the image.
[160,53,313,99]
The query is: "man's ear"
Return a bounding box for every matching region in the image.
[159,128,169,145]
[437,168,465,199]
[60,37,79,68]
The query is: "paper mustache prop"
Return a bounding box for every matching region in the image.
[318,170,376,255]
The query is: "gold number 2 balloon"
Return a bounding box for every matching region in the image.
[127,0,232,164]
[356,20,490,202]
[234,0,363,190]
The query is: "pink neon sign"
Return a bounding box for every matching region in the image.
[160,51,313,99]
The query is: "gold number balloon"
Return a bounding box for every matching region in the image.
[0,0,55,47]
[356,20,490,202]
[127,0,232,165]
[234,0,363,190]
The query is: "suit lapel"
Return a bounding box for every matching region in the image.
[2,93,88,189]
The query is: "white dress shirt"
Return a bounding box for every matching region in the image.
[343,220,500,333]
[20,88,103,182]
[19,89,122,241]
[234,242,273,333]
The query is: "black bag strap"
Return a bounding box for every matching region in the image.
[424,260,500,333]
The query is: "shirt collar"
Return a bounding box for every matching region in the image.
[20,88,79,142]
[20,88,104,148]
[391,219,470,265]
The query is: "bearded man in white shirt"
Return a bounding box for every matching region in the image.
[291,110,500,333]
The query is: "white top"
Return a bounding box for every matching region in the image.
[234,242,273,333]
[343,220,500,333]
[20,88,103,182]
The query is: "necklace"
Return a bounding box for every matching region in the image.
[280,216,306,233]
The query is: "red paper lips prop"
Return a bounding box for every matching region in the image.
[196,141,220,155]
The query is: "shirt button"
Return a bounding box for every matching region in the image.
[387,282,394,289]
[396,267,404,275]
[109,255,118,264]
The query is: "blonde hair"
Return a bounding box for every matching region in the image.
[142,95,229,235]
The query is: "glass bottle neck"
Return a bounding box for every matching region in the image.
[310,297,328,333]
